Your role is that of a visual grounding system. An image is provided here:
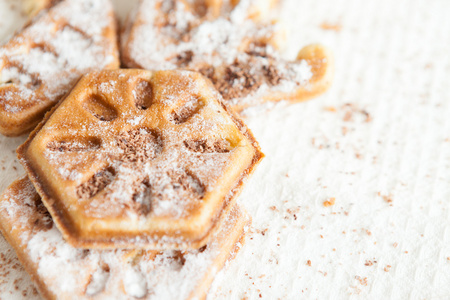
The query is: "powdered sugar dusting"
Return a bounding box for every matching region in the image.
[123,266,147,298]
[85,265,109,296]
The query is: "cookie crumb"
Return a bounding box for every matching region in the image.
[320,22,342,32]
[364,259,376,266]
[323,197,335,207]
[355,276,368,286]
[324,106,337,112]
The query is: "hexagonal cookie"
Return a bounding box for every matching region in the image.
[18,69,263,250]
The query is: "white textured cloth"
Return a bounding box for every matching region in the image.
[1,0,449,298]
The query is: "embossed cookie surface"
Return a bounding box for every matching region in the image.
[0,177,250,299]
[18,69,262,249]
[121,0,332,113]
[0,0,119,136]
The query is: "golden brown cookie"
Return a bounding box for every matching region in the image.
[0,0,119,136]
[121,0,333,113]
[18,69,263,249]
[0,176,250,299]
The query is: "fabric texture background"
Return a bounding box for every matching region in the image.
[0,0,449,298]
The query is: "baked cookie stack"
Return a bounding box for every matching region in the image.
[0,0,332,299]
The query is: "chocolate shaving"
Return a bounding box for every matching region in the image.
[117,129,162,163]
[168,169,205,198]
[76,168,115,201]
[184,139,231,153]
[197,65,215,81]
[214,58,261,100]
[128,180,152,215]
[133,80,154,110]
[114,129,165,214]
[32,202,53,231]
[165,250,186,268]
[263,64,282,85]
[47,138,100,152]
[170,97,203,124]
[175,50,194,67]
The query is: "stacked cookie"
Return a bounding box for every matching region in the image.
[121,0,333,112]
[0,0,332,299]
